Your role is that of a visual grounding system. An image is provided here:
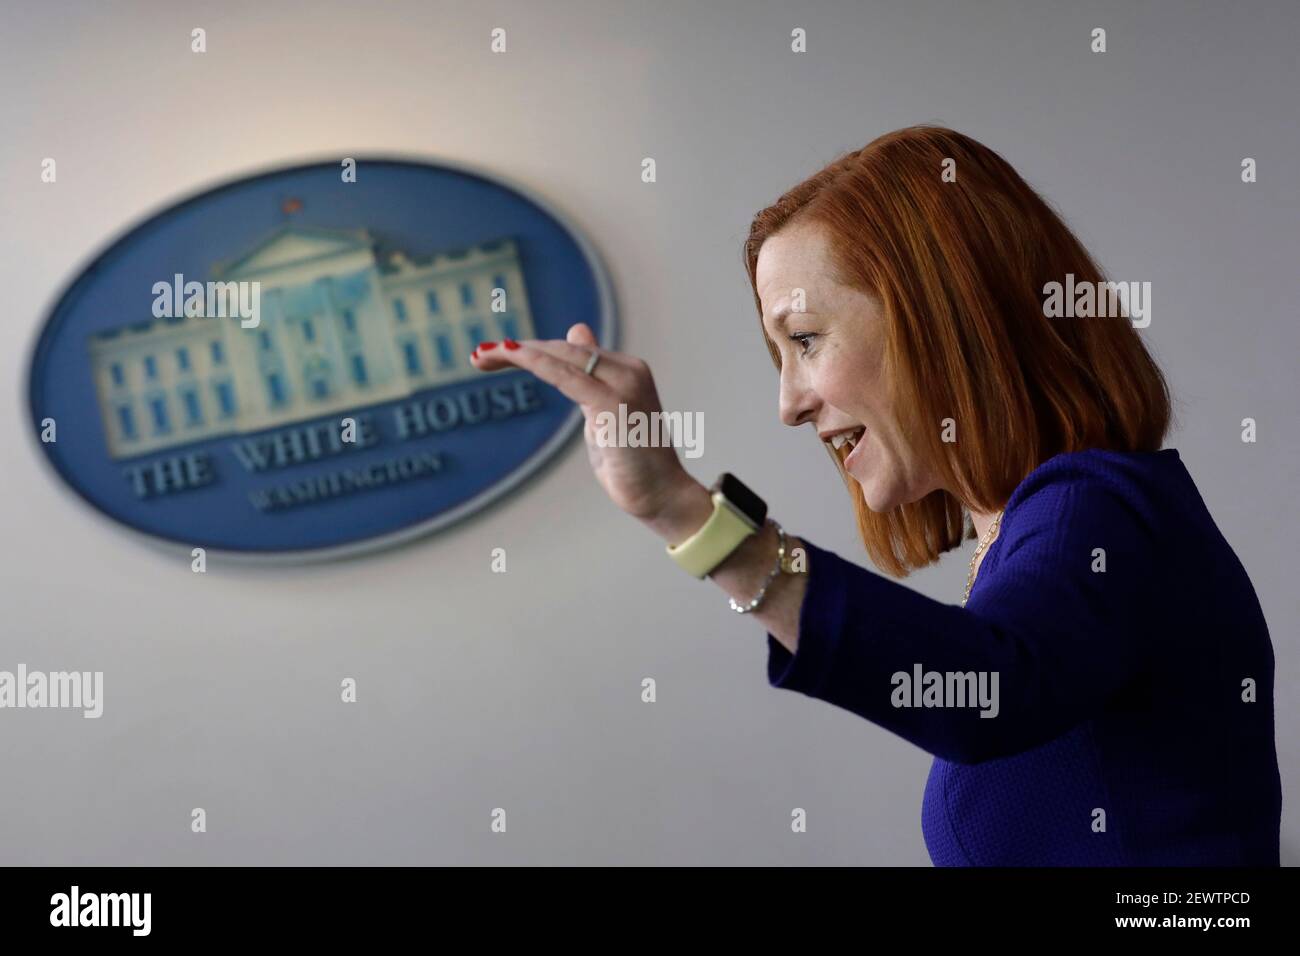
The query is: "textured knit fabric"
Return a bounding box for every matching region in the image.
[766,448,1281,866]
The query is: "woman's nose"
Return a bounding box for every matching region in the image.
[779,374,818,428]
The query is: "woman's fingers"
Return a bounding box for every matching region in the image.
[470,338,615,406]
[566,322,597,348]
[469,324,685,525]
[480,336,630,372]
[473,326,639,381]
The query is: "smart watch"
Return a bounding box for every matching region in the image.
[666,472,768,579]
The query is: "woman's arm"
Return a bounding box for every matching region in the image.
[468,328,1155,766]
[647,470,1157,767]
[640,472,809,654]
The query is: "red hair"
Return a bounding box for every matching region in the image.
[744,126,1172,577]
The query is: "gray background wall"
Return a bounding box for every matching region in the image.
[1,0,1296,864]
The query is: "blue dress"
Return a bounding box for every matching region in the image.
[766,448,1282,865]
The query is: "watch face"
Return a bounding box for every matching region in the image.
[714,472,767,527]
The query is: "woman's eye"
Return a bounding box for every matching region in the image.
[790,332,817,355]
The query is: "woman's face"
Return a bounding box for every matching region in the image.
[756,219,939,511]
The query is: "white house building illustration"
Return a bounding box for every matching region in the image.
[88,227,538,459]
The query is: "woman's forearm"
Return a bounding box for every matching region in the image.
[641,476,807,655]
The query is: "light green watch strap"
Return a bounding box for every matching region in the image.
[666,491,760,579]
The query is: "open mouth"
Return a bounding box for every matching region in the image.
[828,427,866,464]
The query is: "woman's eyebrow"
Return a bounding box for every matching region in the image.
[766,305,804,333]
[761,306,788,339]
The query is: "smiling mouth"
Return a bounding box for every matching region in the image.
[828,427,865,459]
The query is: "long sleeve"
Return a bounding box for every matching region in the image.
[767,474,1158,764]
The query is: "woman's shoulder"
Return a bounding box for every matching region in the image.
[1000,447,1190,544]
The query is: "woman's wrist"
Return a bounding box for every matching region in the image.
[642,474,714,545]
[642,474,806,646]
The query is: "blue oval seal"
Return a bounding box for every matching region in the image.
[26,157,616,562]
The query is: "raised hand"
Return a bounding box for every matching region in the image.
[470,323,699,525]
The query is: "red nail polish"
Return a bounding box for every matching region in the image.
[503,339,520,350]
[479,341,498,351]
[470,348,479,359]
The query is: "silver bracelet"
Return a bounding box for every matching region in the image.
[728,521,787,614]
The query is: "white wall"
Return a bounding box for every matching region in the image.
[1,0,1296,864]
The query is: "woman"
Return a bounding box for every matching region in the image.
[470,126,1282,866]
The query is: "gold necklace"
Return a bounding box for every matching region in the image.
[962,510,1004,608]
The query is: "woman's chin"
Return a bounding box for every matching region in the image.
[863,494,891,514]
[847,449,903,511]
[854,471,905,513]
[855,476,886,512]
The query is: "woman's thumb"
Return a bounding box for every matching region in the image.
[566,322,597,347]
